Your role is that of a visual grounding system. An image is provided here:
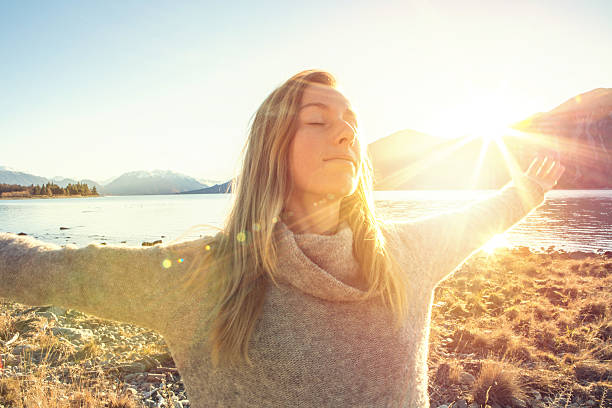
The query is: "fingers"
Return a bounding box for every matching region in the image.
[535,156,549,176]
[526,157,539,174]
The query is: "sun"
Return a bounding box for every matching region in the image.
[425,93,525,143]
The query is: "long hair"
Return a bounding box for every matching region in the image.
[180,69,410,369]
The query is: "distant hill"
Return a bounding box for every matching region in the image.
[512,88,612,189]
[0,167,214,196]
[50,176,103,191]
[369,88,612,190]
[0,167,52,186]
[181,180,233,194]
[102,170,208,195]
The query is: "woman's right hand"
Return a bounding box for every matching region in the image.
[524,156,566,193]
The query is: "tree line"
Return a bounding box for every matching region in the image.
[0,182,99,198]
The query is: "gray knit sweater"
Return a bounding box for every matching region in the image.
[0,177,545,407]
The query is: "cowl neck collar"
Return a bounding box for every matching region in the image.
[273,220,371,302]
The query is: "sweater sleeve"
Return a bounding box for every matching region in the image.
[386,175,546,291]
[0,233,214,334]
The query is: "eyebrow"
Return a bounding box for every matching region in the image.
[298,102,358,125]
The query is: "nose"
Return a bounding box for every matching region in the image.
[334,119,356,147]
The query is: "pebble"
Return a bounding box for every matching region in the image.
[459,371,476,385]
[454,399,467,408]
[510,396,527,408]
[11,344,35,355]
[145,373,165,384]
[51,326,94,341]
[1,301,188,407]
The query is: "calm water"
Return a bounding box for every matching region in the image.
[1,190,610,253]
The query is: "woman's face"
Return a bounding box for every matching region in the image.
[287,83,361,203]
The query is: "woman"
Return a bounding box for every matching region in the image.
[0,70,564,407]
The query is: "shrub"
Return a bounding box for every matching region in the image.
[472,360,525,407]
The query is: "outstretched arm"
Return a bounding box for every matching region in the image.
[387,156,565,290]
[0,233,214,334]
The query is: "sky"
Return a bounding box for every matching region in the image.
[1,0,611,183]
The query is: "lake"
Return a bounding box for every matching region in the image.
[1,190,610,253]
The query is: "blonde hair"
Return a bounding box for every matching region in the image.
[181,69,410,368]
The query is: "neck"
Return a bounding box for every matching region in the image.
[282,192,341,235]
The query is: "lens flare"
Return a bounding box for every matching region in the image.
[236,231,246,242]
[162,259,172,269]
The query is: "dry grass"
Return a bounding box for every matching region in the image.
[471,360,525,407]
[428,247,612,407]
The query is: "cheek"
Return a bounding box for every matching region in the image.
[289,133,322,183]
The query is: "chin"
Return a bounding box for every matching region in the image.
[325,180,358,198]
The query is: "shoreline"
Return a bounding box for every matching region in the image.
[0,195,101,200]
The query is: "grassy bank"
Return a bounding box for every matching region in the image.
[1,247,610,407]
[428,247,611,408]
[0,195,101,200]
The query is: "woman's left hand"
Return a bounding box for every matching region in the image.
[524,156,566,193]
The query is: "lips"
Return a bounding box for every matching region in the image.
[324,156,357,166]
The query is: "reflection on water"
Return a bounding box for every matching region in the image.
[374,190,612,253]
[0,190,610,253]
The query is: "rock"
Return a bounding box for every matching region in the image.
[459,371,475,385]
[510,396,527,408]
[117,361,147,374]
[37,305,68,317]
[123,373,145,382]
[11,344,35,355]
[38,311,58,322]
[134,356,161,371]
[468,404,479,408]
[17,232,27,236]
[436,405,448,408]
[142,239,163,247]
[51,327,94,342]
[59,226,70,230]
[455,399,468,408]
[14,317,42,334]
[145,373,165,384]
[149,367,178,375]
[532,390,542,400]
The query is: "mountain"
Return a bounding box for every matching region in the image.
[0,168,49,186]
[512,88,612,188]
[369,88,612,190]
[196,178,224,186]
[181,180,233,194]
[50,176,103,191]
[102,170,208,195]
[368,129,512,190]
